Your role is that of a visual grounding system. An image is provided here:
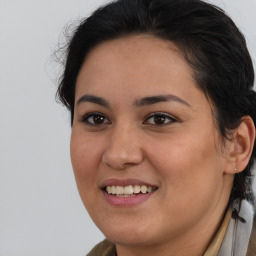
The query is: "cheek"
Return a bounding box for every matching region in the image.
[70,130,102,186]
[146,136,226,229]
[70,130,107,215]
[147,132,224,196]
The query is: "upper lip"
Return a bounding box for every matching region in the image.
[100,178,158,189]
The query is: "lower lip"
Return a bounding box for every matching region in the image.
[102,190,156,207]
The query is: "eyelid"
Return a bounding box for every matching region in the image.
[143,112,177,125]
[80,111,111,125]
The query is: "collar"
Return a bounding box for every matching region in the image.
[204,207,232,256]
[218,200,254,256]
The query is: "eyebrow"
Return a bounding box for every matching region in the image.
[133,94,190,107]
[76,94,190,108]
[76,94,110,107]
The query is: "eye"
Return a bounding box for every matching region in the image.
[81,112,110,125]
[144,112,176,126]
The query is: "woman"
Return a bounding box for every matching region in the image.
[56,0,256,255]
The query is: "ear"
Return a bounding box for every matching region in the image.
[224,116,255,174]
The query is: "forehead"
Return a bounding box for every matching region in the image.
[76,35,198,98]
[85,34,181,62]
[81,35,188,71]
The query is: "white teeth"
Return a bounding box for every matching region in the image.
[147,186,153,193]
[133,185,141,194]
[105,185,155,195]
[106,186,112,194]
[116,186,124,194]
[111,186,116,194]
[124,185,133,194]
[141,185,147,194]
[116,194,136,197]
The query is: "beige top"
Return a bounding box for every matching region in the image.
[204,207,232,256]
[87,239,116,256]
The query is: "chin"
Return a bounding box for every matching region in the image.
[106,231,152,247]
[97,219,154,246]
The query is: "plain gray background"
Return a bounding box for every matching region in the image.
[0,0,255,255]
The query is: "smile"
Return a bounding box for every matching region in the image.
[105,185,156,197]
[101,179,158,206]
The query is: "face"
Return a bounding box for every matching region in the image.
[71,35,232,248]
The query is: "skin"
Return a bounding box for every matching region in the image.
[70,35,253,256]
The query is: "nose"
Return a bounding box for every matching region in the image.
[102,124,144,170]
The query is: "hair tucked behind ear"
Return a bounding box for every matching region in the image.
[56,0,256,205]
[230,90,256,204]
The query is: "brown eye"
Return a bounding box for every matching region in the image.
[82,112,110,125]
[144,112,176,126]
[93,115,106,124]
[153,115,166,125]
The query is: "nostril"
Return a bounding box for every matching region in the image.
[102,145,144,170]
[102,159,128,170]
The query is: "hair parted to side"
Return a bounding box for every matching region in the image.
[56,0,256,205]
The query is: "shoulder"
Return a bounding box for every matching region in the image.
[247,215,256,255]
[86,239,116,256]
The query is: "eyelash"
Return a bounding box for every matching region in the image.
[80,112,177,126]
[80,112,111,126]
[143,112,177,126]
